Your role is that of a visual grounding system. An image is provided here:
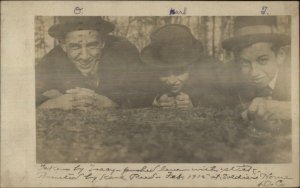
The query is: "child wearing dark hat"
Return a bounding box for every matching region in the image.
[140,24,221,108]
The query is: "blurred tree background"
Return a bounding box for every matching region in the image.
[35,16,291,64]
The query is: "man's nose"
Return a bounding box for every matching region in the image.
[80,47,89,60]
[168,76,180,85]
[251,62,260,76]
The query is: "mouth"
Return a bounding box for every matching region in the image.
[170,85,182,93]
[251,76,265,83]
[80,62,91,68]
[78,60,95,70]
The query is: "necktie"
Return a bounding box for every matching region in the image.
[257,86,273,98]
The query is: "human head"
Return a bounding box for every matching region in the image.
[222,16,290,88]
[141,24,202,94]
[60,30,104,77]
[48,16,114,76]
[234,42,286,88]
[157,67,191,94]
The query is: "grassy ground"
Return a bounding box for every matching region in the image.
[36,107,291,163]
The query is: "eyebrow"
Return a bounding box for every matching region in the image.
[68,43,81,47]
[256,55,269,59]
[237,57,251,64]
[86,41,100,47]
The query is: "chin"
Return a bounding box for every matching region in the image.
[80,69,93,76]
[255,83,269,89]
[170,88,181,94]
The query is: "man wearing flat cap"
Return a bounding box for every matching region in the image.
[36,16,140,110]
[135,24,222,108]
[222,16,291,122]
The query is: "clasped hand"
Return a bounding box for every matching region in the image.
[154,92,193,108]
[242,97,291,121]
[38,87,117,110]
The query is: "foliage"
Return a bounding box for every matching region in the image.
[35,16,291,63]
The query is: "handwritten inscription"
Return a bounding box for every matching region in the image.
[169,8,187,16]
[37,164,293,186]
[74,7,83,15]
[261,6,269,15]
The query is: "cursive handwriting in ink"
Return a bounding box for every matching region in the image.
[74,7,83,14]
[169,8,187,16]
[74,164,84,174]
[260,172,293,180]
[99,173,126,181]
[258,180,274,187]
[261,6,268,15]
[36,164,294,185]
[129,173,161,180]
[165,172,184,180]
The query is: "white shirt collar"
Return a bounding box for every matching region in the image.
[268,71,278,90]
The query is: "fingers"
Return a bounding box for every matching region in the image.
[257,102,266,117]
[73,98,95,106]
[38,94,73,110]
[241,110,248,120]
[248,98,260,114]
[175,93,193,108]
[156,93,194,108]
[75,87,95,93]
[158,99,176,108]
[159,102,176,108]
[263,111,281,123]
[157,94,176,108]
[176,92,189,101]
[93,95,118,108]
[66,87,95,95]
[42,89,63,99]
[248,97,266,117]
[159,94,173,101]
[176,100,193,108]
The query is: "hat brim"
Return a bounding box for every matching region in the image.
[48,20,114,39]
[222,33,290,51]
[141,41,203,70]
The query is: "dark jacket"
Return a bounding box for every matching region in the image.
[36,35,141,106]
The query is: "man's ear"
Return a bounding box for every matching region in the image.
[276,47,287,65]
[59,40,67,52]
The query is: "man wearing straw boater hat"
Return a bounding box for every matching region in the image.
[138,24,221,108]
[222,16,291,121]
[36,16,140,110]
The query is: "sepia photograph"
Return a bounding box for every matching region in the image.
[1,1,299,187]
[35,15,292,163]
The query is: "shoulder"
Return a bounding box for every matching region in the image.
[36,46,68,71]
[104,35,139,55]
[102,35,140,64]
[189,55,223,82]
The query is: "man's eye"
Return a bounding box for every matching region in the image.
[87,42,101,49]
[257,58,269,65]
[69,44,81,50]
[87,45,99,49]
[240,62,250,67]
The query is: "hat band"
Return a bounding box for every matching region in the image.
[235,25,278,37]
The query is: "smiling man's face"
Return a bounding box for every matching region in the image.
[61,30,104,77]
[236,42,284,88]
[159,69,190,94]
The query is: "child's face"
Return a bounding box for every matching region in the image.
[159,69,190,94]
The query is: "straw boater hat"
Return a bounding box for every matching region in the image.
[48,16,115,39]
[141,24,203,69]
[222,16,290,51]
